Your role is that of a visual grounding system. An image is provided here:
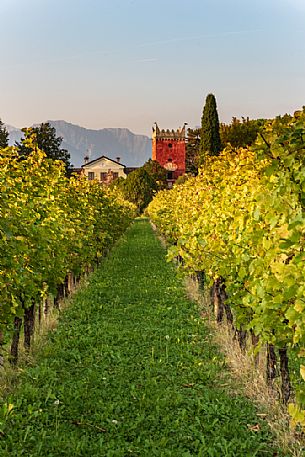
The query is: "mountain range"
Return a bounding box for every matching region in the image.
[6,120,152,167]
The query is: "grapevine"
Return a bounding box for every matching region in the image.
[148,108,305,425]
[0,140,136,362]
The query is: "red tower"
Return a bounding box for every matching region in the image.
[152,123,186,187]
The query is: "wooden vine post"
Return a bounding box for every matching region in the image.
[279,347,291,404]
[10,317,23,365]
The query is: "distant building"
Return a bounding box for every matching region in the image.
[81,155,127,185]
[152,123,186,187]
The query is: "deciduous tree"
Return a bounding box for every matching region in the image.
[123,168,156,213]
[16,122,72,175]
[220,117,263,148]
[142,159,167,190]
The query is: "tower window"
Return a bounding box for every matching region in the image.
[167,171,173,180]
[168,143,172,148]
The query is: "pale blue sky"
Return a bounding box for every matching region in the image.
[1,0,304,136]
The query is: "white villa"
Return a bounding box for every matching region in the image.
[81,156,127,184]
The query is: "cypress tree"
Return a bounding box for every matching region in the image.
[0,118,9,149]
[199,93,221,163]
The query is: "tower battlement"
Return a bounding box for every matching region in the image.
[152,123,186,140]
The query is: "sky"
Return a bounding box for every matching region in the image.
[1,0,305,137]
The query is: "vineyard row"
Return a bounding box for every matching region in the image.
[147,108,305,427]
[0,140,136,364]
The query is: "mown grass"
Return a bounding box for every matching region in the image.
[0,219,288,456]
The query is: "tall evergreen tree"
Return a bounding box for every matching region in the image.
[0,118,9,148]
[199,93,221,163]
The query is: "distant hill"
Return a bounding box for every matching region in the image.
[6,120,152,167]
[6,125,23,146]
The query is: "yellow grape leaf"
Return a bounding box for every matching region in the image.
[294,300,304,313]
[288,403,305,428]
[300,365,305,381]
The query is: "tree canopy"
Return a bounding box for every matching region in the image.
[0,118,9,149]
[220,117,264,149]
[186,127,200,174]
[142,159,167,190]
[123,168,156,213]
[120,160,167,213]
[16,122,72,175]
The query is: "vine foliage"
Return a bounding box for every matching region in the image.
[0,139,136,362]
[147,108,305,427]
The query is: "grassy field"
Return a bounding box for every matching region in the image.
[0,219,287,456]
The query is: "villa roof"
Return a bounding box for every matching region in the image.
[81,155,125,168]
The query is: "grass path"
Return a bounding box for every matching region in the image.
[0,220,285,456]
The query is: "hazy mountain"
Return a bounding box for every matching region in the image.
[6,120,152,167]
[6,125,23,145]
